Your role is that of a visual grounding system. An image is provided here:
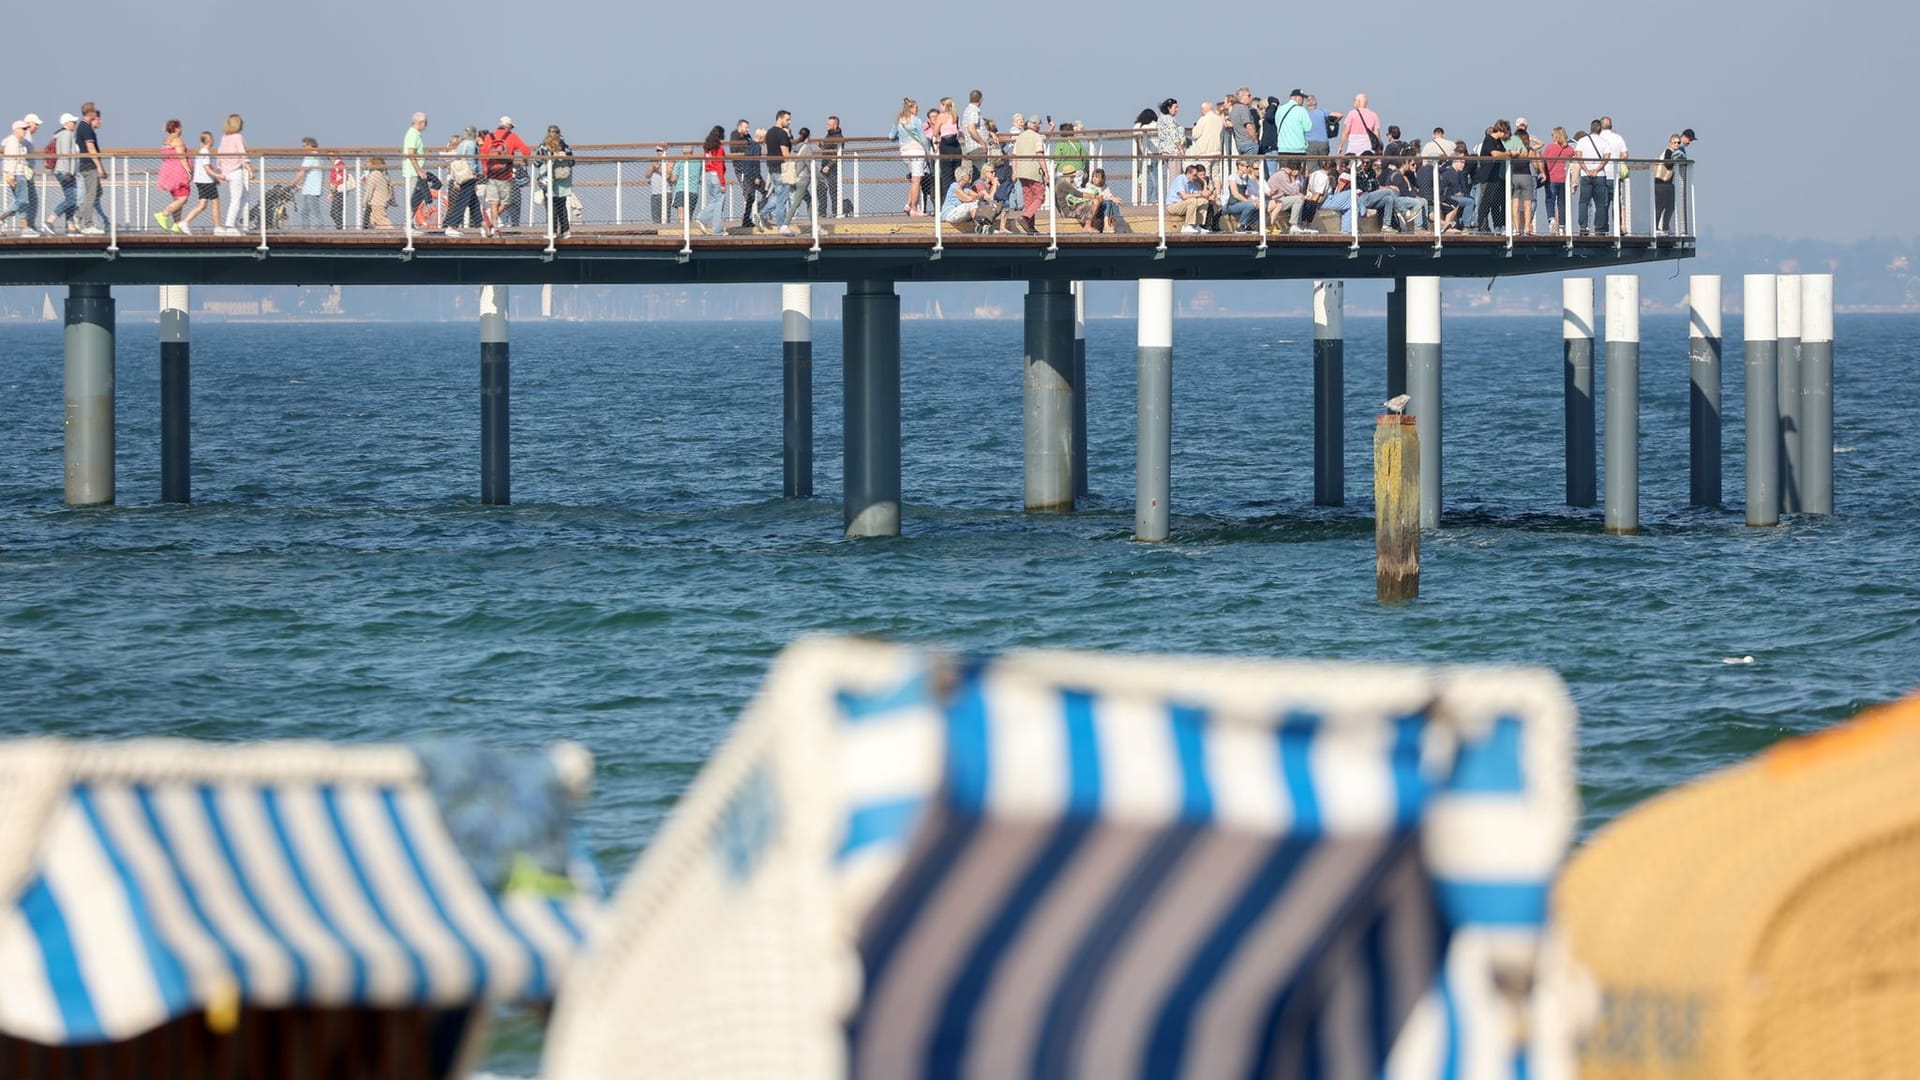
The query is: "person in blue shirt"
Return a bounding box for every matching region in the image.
[292,137,328,230]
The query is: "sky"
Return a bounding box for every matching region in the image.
[6,0,1912,244]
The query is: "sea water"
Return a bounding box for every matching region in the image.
[2,313,1915,1068]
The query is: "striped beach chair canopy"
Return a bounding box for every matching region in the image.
[0,739,602,1051]
[544,637,1579,1080]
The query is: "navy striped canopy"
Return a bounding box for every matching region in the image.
[0,741,600,1047]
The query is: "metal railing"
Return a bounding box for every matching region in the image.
[2,145,1694,255]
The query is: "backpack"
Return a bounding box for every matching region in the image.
[482,132,514,179]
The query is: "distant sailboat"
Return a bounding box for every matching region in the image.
[41,293,56,321]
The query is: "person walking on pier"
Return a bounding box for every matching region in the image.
[535,125,576,239]
[893,98,928,216]
[1338,93,1381,156]
[291,136,327,231]
[179,130,219,235]
[155,120,192,232]
[762,110,795,233]
[1576,120,1612,235]
[444,126,482,235]
[74,103,107,235]
[693,125,727,236]
[1011,115,1047,234]
[1,116,41,235]
[730,120,762,230]
[361,157,394,228]
[402,112,431,224]
[1538,126,1576,234]
[481,117,531,236]
[216,113,252,236]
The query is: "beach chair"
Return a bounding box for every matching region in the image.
[544,636,1579,1079]
[0,739,603,1079]
[1556,691,1920,1080]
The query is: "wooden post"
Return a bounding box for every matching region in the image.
[1375,414,1419,601]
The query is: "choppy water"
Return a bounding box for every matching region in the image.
[2,309,1915,1067]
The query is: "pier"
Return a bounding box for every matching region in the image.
[0,142,1810,539]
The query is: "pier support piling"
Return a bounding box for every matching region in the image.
[159,286,190,504]
[1800,274,1834,515]
[1604,275,1640,535]
[1563,278,1596,508]
[1135,279,1173,542]
[782,283,814,498]
[1405,277,1442,529]
[844,279,901,537]
[1312,280,1345,506]
[63,284,115,506]
[1744,275,1779,526]
[1385,278,1407,400]
[1688,275,1722,508]
[1072,281,1089,500]
[1776,275,1803,514]
[1024,279,1076,513]
[1375,415,1419,601]
[479,285,510,505]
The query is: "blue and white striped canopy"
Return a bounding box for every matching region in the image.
[0,741,600,1047]
[829,650,1575,1080]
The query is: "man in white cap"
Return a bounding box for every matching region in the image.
[45,113,79,232]
[479,116,530,234]
[1,115,43,234]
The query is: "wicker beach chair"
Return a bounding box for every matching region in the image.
[0,739,603,1079]
[543,636,1580,1079]
[1556,691,1920,1080]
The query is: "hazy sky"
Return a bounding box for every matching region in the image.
[8,0,1910,243]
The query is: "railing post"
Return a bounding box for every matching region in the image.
[543,156,556,254]
[1432,161,1443,248]
[1686,160,1697,237]
[403,154,415,253]
[1611,169,1622,247]
[257,154,270,251]
[1256,166,1268,251]
[679,156,692,256]
[809,155,821,255]
[1155,159,1167,253]
[1046,160,1058,254]
[851,155,861,218]
[1347,157,1359,249]
[1504,158,1514,249]
[615,160,624,225]
[105,156,119,253]
[932,155,943,255]
[1565,171,1576,250]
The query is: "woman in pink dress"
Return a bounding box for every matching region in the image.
[154,119,191,232]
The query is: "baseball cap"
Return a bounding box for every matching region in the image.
[498,116,514,128]
[1682,128,1698,140]
[1289,88,1305,97]
[22,113,42,126]
[9,121,22,132]
[59,112,76,125]
[1515,117,1528,128]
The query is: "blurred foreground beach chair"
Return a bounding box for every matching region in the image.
[0,739,602,1079]
[1557,691,1920,1080]
[545,636,1580,1079]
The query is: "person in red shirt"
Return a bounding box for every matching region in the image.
[480,116,532,235]
[1537,126,1580,234]
[694,126,728,235]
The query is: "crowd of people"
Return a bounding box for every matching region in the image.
[0,93,1696,239]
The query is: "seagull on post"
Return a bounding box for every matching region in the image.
[1385,394,1411,414]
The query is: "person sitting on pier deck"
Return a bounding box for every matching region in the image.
[1378,157,1427,231]
[1264,161,1312,234]
[1221,159,1262,232]
[1164,162,1218,234]
[942,162,1003,232]
[1442,145,1477,230]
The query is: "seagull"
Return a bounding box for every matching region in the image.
[1384,394,1411,414]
